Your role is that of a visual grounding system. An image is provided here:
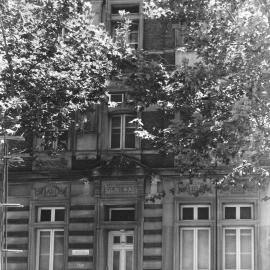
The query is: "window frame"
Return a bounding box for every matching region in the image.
[108,92,125,104]
[222,227,254,270]
[35,228,65,270]
[180,227,211,270]
[110,114,136,149]
[29,201,68,270]
[109,2,143,50]
[109,207,135,221]
[180,204,211,221]
[38,206,65,223]
[223,204,253,220]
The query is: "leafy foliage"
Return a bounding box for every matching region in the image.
[128,0,270,185]
[0,0,129,144]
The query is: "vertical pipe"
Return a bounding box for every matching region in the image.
[215,180,218,270]
[3,140,8,270]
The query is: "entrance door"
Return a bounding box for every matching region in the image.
[108,231,134,270]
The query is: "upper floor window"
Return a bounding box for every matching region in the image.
[223,204,253,220]
[105,206,135,222]
[38,207,65,222]
[110,115,136,149]
[109,92,125,104]
[180,205,210,220]
[110,4,141,49]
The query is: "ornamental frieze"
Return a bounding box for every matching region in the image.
[102,181,137,196]
[177,179,213,196]
[33,183,69,199]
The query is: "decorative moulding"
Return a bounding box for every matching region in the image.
[33,183,69,199]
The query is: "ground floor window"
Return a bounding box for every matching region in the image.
[108,231,134,270]
[223,227,254,270]
[36,229,64,270]
[180,227,210,270]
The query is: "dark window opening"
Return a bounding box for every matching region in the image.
[40,209,51,222]
[225,207,236,219]
[55,209,65,221]
[240,207,252,219]
[182,207,194,220]
[111,4,139,15]
[198,207,209,220]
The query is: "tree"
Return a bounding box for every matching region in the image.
[128,0,270,187]
[0,0,131,150]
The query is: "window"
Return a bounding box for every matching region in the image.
[36,229,64,270]
[223,204,253,220]
[42,130,68,151]
[105,206,135,221]
[110,115,136,149]
[109,93,125,103]
[109,207,135,221]
[108,231,134,270]
[180,228,210,270]
[38,207,65,222]
[223,227,254,270]
[110,4,141,49]
[35,207,66,270]
[180,205,210,220]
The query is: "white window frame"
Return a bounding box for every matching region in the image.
[180,227,211,270]
[223,227,254,270]
[180,204,210,220]
[109,207,135,221]
[36,229,65,270]
[223,204,253,220]
[109,92,125,104]
[38,207,65,222]
[108,231,134,270]
[109,2,143,49]
[110,114,136,149]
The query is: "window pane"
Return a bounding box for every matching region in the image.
[198,229,209,270]
[110,94,123,103]
[240,254,252,269]
[112,117,121,128]
[111,209,135,221]
[225,229,236,269]
[125,131,135,148]
[182,208,194,220]
[225,207,236,219]
[182,230,194,270]
[126,250,133,270]
[111,132,121,148]
[111,5,139,14]
[113,250,120,270]
[198,207,209,220]
[240,207,252,219]
[240,229,252,269]
[53,231,64,270]
[40,209,51,222]
[113,236,120,244]
[126,236,133,244]
[39,231,50,270]
[55,209,65,222]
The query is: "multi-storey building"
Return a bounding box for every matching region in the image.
[2,1,270,270]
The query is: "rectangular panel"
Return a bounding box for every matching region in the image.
[224,229,236,270]
[126,250,133,270]
[113,250,120,270]
[240,229,252,270]
[181,229,194,270]
[197,229,210,270]
[39,231,50,270]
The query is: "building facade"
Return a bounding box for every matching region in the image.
[2,1,270,270]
